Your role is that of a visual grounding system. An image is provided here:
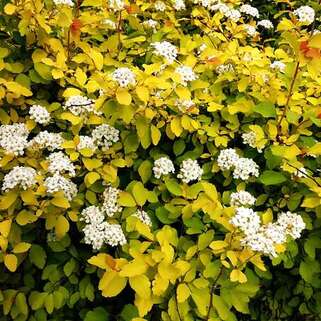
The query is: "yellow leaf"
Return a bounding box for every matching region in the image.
[75,67,87,86]
[16,211,38,226]
[55,216,70,239]
[99,270,127,297]
[119,259,148,277]
[5,81,32,96]
[60,112,82,125]
[4,254,18,272]
[0,192,18,210]
[0,236,8,252]
[116,88,132,105]
[129,275,151,297]
[51,197,70,209]
[0,219,12,238]
[226,251,238,266]
[134,295,153,317]
[13,242,31,254]
[210,240,228,252]
[91,49,104,70]
[177,283,190,303]
[136,86,149,102]
[301,197,321,208]
[84,172,100,187]
[230,269,247,283]
[151,125,161,145]
[88,253,117,270]
[20,190,38,205]
[4,3,16,15]
[170,117,183,137]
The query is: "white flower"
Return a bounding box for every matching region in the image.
[216,63,234,74]
[241,232,277,257]
[225,9,241,22]
[92,124,120,149]
[230,207,261,236]
[77,135,97,151]
[53,0,74,6]
[2,166,37,191]
[210,3,229,14]
[293,167,308,178]
[0,123,29,156]
[63,95,98,116]
[29,105,51,125]
[217,148,239,171]
[173,0,185,10]
[277,211,305,239]
[175,99,195,112]
[153,157,175,178]
[233,157,259,180]
[240,4,259,18]
[47,152,76,177]
[230,191,256,207]
[294,6,315,25]
[177,159,203,183]
[197,43,207,55]
[270,61,286,73]
[108,0,125,10]
[262,223,287,245]
[28,131,63,151]
[245,25,257,37]
[81,206,105,225]
[257,19,273,29]
[143,19,158,30]
[111,67,136,87]
[151,41,178,64]
[103,19,117,29]
[102,185,122,217]
[242,131,261,151]
[175,65,198,85]
[155,1,166,11]
[103,223,127,247]
[133,209,152,226]
[44,173,77,201]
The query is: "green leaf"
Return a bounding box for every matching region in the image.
[136,116,151,149]
[120,304,138,321]
[132,182,147,206]
[15,293,28,315]
[85,307,109,321]
[253,101,276,118]
[164,178,182,196]
[29,245,47,269]
[259,171,287,185]
[138,160,152,183]
[213,295,236,321]
[118,191,136,207]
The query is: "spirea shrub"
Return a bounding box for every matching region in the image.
[0,0,321,320]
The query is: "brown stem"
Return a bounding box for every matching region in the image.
[67,27,71,63]
[286,162,321,187]
[117,11,122,54]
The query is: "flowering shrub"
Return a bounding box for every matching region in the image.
[0,0,321,320]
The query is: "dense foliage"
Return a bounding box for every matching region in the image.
[0,0,321,320]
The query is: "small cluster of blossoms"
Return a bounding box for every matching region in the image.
[0,123,29,155]
[63,95,98,116]
[103,19,116,29]
[230,191,256,207]
[2,166,37,192]
[29,105,51,125]
[217,148,259,180]
[242,131,262,152]
[293,167,308,179]
[245,25,257,37]
[257,19,274,29]
[240,4,259,18]
[44,173,77,201]
[102,185,122,217]
[175,65,198,85]
[270,61,286,73]
[53,0,74,6]
[47,152,76,177]
[155,1,166,11]
[216,63,234,75]
[177,159,203,183]
[151,41,178,64]
[231,207,306,257]
[133,209,152,227]
[143,19,158,30]
[108,0,125,10]
[173,0,185,10]
[80,205,126,250]
[175,99,195,112]
[111,67,136,87]
[77,136,97,151]
[28,131,63,151]
[92,124,120,149]
[293,6,315,25]
[153,157,175,178]
[224,8,241,22]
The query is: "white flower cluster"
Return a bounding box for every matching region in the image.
[230,191,256,207]
[240,4,259,18]
[211,2,229,14]
[92,124,120,149]
[175,65,198,85]
[245,25,257,37]
[108,0,125,10]
[270,61,286,73]
[155,1,166,11]
[29,105,51,125]
[257,19,273,29]
[102,185,122,217]
[53,0,74,6]
[294,6,315,25]
[175,99,195,112]
[217,148,259,180]
[2,166,37,191]
[231,207,261,236]
[47,152,76,177]
[216,63,234,74]
[81,206,126,250]
[28,131,63,151]
[63,95,97,116]
[293,167,308,178]
[77,135,97,151]
[0,123,29,156]
[111,67,136,87]
[173,0,185,10]
[277,211,306,239]
[225,9,241,22]
[133,209,152,226]
[242,131,257,150]
[177,159,203,183]
[103,19,116,29]
[151,41,178,64]
[143,19,158,30]
[44,173,77,201]
[153,157,175,178]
